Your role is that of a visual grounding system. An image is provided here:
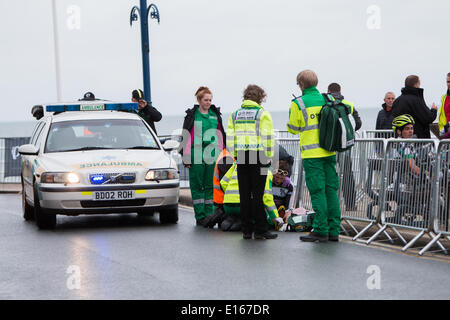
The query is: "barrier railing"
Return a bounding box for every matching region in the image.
[274,130,296,139]
[366,139,448,254]
[419,140,450,255]
[337,139,393,242]
[275,138,301,208]
[0,137,30,184]
[363,130,395,139]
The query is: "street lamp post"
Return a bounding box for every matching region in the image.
[130,1,160,104]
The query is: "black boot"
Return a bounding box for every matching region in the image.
[229,218,242,232]
[220,216,235,231]
[243,232,253,239]
[196,218,206,226]
[254,231,278,240]
[300,232,328,242]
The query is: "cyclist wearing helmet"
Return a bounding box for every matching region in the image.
[392,114,415,139]
[392,114,430,177]
[390,114,434,226]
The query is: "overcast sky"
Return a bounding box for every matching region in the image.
[1,0,449,122]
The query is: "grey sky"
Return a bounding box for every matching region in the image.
[1,0,449,122]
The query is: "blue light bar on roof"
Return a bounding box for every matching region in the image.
[46,103,138,112]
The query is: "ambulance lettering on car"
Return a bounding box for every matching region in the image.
[19,101,180,230]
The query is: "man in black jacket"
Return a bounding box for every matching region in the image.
[376,92,396,130]
[392,75,438,138]
[132,89,162,135]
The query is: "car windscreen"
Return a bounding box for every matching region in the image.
[45,119,160,153]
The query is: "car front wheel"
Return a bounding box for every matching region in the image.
[22,181,34,221]
[159,207,178,224]
[33,184,56,230]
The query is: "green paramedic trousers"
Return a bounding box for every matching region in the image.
[189,163,215,220]
[302,155,341,237]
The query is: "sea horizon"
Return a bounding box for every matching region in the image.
[0,107,383,138]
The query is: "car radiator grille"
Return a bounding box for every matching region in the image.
[89,172,136,184]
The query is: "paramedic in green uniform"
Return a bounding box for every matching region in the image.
[181,87,226,226]
[287,70,341,242]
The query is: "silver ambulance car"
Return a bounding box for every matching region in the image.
[19,101,179,229]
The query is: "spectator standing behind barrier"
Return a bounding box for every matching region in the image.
[438,72,450,136]
[287,70,341,242]
[328,83,360,212]
[181,87,226,226]
[376,92,396,130]
[391,75,438,139]
[227,84,277,240]
[131,89,162,135]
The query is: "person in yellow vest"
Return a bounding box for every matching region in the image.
[227,85,277,240]
[220,162,283,231]
[438,72,450,136]
[287,70,341,242]
[202,148,234,228]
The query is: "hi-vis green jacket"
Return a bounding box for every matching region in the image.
[287,86,336,159]
[220,162,279,224]
[226,100,274,159]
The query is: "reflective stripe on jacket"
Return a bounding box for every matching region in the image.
[226,100,274,159]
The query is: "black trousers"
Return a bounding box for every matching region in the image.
[236,151,269,234]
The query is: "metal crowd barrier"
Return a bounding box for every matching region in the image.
[0,137,30,184]
[363,130,395,139]
[292,137,450,255]
[275,138,302,208]
[337,139,393,241]
[365,139,448,255]
[419,140,450,255]
[274,130,296,139]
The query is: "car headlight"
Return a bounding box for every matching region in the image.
[145,169,179,181]
[41,172,80,184]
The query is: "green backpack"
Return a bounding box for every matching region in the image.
[287,211,315,232]
[318,94,355,152]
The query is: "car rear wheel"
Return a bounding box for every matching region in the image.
[33,184,56,230]
[22,181,34,221]
[159,206,178,224]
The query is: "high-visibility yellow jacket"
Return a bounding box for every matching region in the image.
[438,94,448,131]
[226,100,274,159]
[220,162,279,223]
[342,99,354,114]
[287,86,337,159]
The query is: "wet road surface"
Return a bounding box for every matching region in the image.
[1,193,449,299]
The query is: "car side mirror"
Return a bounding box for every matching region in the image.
[18,144,39,156]
[162,140,180,151]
